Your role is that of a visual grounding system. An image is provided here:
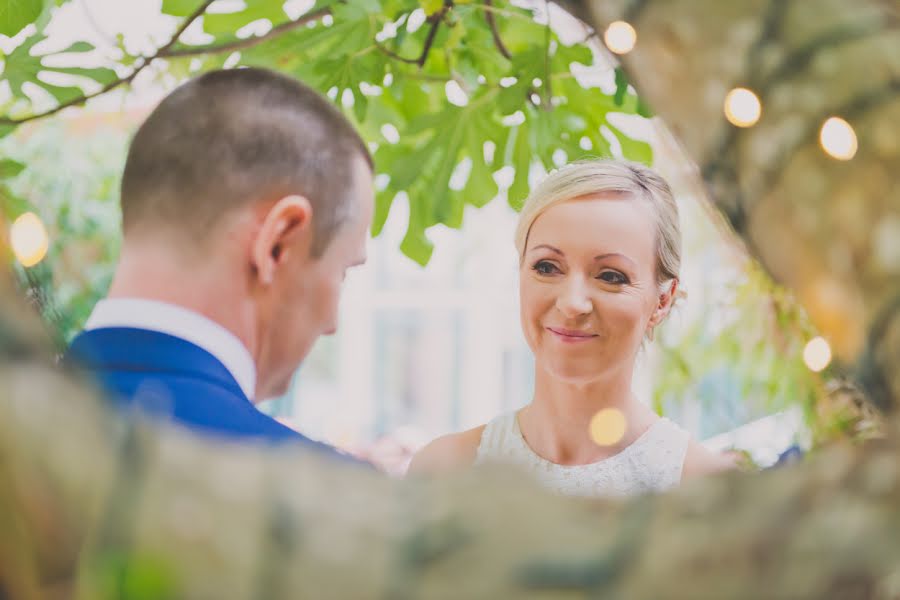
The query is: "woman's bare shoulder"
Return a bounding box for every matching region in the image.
[406,425,486,476]
[682,439,740,480]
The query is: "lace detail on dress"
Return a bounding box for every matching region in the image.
[475,411,689,498]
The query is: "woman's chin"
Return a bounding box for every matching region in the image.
[542,360,608,385]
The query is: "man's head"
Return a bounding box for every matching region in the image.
[117,68,374,399]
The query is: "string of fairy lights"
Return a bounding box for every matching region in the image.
[9,212,49,268]
[4,17,842,448]
[605,21,859,162]
[596,18,838,403]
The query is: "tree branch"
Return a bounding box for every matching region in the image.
[761,77,900,200]
[418,11,446,68]
[152,0,217,57]
[483,0,511,59]
[0,0,216,126]
[376,6,447,68]
[374,41,421,64]
[159,7,333,58]
[755,15,900,93]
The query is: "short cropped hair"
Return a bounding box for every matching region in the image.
[121,67,373,255]
[514,159,681,286]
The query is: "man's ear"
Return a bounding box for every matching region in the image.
[250,195,313,286]
[648,278,679,328]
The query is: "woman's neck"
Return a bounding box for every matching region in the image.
[518,365,657,466]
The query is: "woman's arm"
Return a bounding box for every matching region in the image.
[681,439,740,480]
[406,426,486,476]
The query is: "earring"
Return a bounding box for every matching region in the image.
[647,327,655,341]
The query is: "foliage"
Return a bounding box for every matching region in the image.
[1,0,650,265]
[2,120,124,344]
[0,0,45,37]
[653,260,833,446]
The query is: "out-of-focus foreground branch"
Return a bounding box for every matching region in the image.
[2,271,900,599]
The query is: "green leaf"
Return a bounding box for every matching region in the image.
[0,0,43,37]
[429,126,466,227]
[465,135,498,208]
[382,141,425,191]
[371,116,422,209]
[240,19,361,71]
[613,67,628,106]
[497,78,530,115]
[347,0,382,14]
[2,33,114,110]
[495,12,544,54]
[0,159,26,179]
[0,183,30,219]
[372,189,395,236]
[419,0,443,16]
[303,19,374,78]
[553,42,592,68]
[56,40,94,53]
[203,1,287,36]
[400,193,434,265]
[606,122,653,164]
[400,229,433,265]
[41,82,85,104]
[53,66,118,85]
[161,0,202,17]
[507,120,531,210]
[444,17,466,51]
[352,87,369,122]
[456,22,510,83]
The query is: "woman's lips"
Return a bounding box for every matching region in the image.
[546,327,598,342]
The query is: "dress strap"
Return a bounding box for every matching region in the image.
[474,411,518,465]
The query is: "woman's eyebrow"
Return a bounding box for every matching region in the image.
[594,252,636,266]
[528,244,563,256]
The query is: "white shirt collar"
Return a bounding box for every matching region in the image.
[85,298,257,401]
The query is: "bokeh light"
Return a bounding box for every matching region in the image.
[589,408,627,447]
[10,212,49,268]
[803,336,832,372]
[604,21,636,55]
[819,117,857,160]
[724,87,762,128]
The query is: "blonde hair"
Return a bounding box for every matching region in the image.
[514,159,681,287]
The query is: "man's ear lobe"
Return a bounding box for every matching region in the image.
[250,195,313,286]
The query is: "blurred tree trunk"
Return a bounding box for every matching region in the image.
[2,0,900,598]
[2,276,900,599]
[577,0,900,411]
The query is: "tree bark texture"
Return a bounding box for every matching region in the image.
[579,0,900,410]
[2,292,900,598]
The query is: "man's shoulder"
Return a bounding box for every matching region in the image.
[67,328,363,463]
[67,328,280,438]
[68,327,209,367]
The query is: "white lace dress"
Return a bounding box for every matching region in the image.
[474,411,690,498]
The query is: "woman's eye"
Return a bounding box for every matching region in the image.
[598,271,628,284]
[533,261,559,275]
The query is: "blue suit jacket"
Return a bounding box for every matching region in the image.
[67,327,351,461]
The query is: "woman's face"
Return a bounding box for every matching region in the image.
[519,193,665,384]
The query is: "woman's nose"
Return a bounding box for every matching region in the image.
[555,277,592,318]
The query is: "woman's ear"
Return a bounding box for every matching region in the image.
[649,278,679,328]
[250,195,313,286]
